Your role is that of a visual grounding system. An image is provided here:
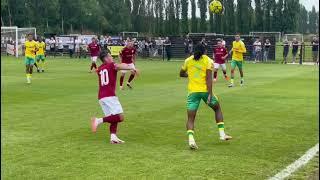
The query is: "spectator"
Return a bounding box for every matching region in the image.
[75,37,81,58]
[56,38,63,56]
[163,37,172,61]
[263,39,271,62]
[311,36,319,65]
[291,38,299,64]
[282,39,289,64]
[184,36,190,57]
[253,38,262,63]
[80,39,88,59]
[155,37,163,57]
[200,37,208,54]
[68,37,74,58]
[49,37,56,57]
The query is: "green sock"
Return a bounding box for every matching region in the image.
[231,78,234,84]
[217,122,226,137]
[187,130,194,141]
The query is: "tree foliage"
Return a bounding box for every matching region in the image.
[1,0,318,35]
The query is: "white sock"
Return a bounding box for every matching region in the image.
[95,118,103,126]
[188,134,195,142]
[219,129,226,137]
[110,133,117,140]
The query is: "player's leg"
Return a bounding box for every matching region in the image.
[119,71,126,90]
[203,93,232,141]
[28,59,34,83]
[213,63,219,82]
[292,53,296,63]
[91,97,125,143]
[25,57,33,83]
[221,63,229,81]
[35,56,40,72]
[89,56,97,72]
[228,60,236,87]
[41,56,46,72]
[186,93,201,149]
[126,63,135,89]
[238,62,244,86]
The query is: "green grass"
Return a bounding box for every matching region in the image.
[287,153,319,180]
[1,56,319,179]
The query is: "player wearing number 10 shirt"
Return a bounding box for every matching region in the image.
[91,51,139,144]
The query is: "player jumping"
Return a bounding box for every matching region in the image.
[88,37,100,73]
[119,39,137,90]
[229,34,246,87]
[24,34,38,84]
[180,44,232,150]
[36,37,46,72]
[213,40,229,82]
[91,51,139,144]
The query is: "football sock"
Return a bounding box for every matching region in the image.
[128,74,135,83]
[93,63,97,69]
[223,71,227,77]
[103,114,122,123]
[213,72,217,79]
[217,122,226,137]
[120,76,124,86]
[187,130,195,141]
[95,118,103,125]
[110,133,118,140]
[230,78,234,84]
[110,123,118,134]
[241,78,244,82]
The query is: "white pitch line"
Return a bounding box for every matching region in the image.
[269,143,319,180]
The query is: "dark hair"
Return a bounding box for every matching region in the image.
[99,51,110,62]
[193,43,205,61]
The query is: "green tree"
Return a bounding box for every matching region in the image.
[308,6,318,33]
[191,0,197,32]
[254,0,263,31]
[297,5,308,33]
[180,0,189,33]
[198,0,207,32]
[223,0,235,33]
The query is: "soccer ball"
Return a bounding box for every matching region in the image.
[209,0,223,14]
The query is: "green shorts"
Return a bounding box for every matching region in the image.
[187,92,219,110]
[25,57,35,65]
[36,55,45,61]
[231,60,243,70]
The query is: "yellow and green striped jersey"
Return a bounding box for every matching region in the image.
[36,42,46,55]
[25,40,37,58]
[232,40,246,61]
[181,55,213,93]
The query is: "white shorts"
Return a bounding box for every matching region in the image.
[99,96,123,116]
[91,56,98,63]
[214,63,226,70]
[120,63,135,74]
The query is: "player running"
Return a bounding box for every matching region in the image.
[119,39,137,90]
[228,34,247,87]
[180,44,232,150]
[91,51,139,144]
[88,37,100,73]
[36,37,46,72]
[213,40,229,82]
[24,33,38,84]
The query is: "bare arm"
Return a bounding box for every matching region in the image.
[206,69,213,103]
[180,69,188,78]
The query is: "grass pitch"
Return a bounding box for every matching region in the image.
[1,56,319,179]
